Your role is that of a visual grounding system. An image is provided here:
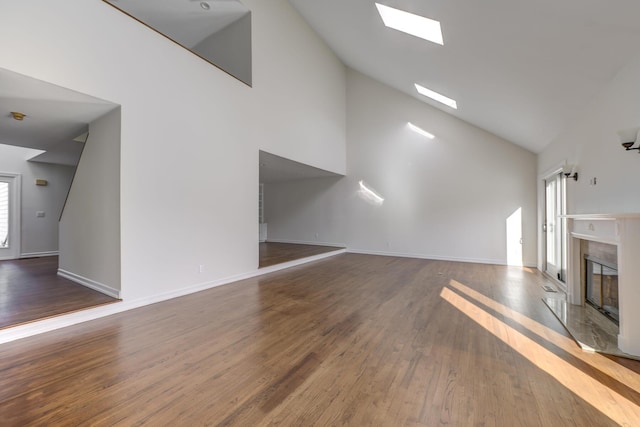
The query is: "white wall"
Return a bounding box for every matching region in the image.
[252,2,346,172]
[0,144,74,257]
[261,70,538,266]
[344,71,537,266]
[539,55,640,214]
[0,0,346,301]
[59,108,121,295]
[263,177,346,246]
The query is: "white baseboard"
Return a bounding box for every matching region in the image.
[21,251,59,258]
[58,269,121,299]
[125,248,346,309]
[0,249,346,345]
[266,238,346,248]
[346,248,537,268]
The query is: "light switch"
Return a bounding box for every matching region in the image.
[36,211,45,218]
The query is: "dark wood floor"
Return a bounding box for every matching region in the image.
[1,254,639,425]
[259,242,343,268]
[0,256,118,329]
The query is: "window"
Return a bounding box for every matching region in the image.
[0,182,8,247]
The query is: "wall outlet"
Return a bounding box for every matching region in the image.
[315,233,319,239]
[36,211,45,218]
[198,264,205,273]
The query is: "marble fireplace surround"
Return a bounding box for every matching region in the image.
[564,214,640,357]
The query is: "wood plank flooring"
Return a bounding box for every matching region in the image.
[1,254,639,425]
[259,242,343,268]
[0,256,118,329]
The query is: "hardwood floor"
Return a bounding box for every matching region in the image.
[0,256,118,329]
[0,254,639,425]
[259,242,343,268]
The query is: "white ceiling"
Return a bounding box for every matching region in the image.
[106,0,249,48]
[289,0,640,153]
[259,151,342,184]
[0,68,117,165]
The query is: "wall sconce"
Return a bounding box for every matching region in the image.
[618,127,640,153]
[621,142,639,152]
[563,164,578,181]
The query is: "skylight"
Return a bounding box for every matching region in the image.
[375,3,443,45]
[407,122,435,139]
[414,84,457,109]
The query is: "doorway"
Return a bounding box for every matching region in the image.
[544,172,566,283]
[0,174,20,261]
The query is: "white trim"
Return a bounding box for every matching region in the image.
[0,301,130,345]
[0,248,345,345]
[537,161,566,271]
[539,169,568,280]
[58,269,121,299]
[569,232,618,246]
[259,248,346,273]
[563,213,640,219]
[538,161,566,181]
[346,248,537,268]
[21,251,59,258]
[265,238,346,248]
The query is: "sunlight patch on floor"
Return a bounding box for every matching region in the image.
[449,279,640,390]
[441,285,640,426]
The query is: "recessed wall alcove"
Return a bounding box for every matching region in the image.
[0,67,122,329]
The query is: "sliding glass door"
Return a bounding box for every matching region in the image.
[544,173,566,282]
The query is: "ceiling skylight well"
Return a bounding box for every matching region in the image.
[414,84,457,109]
[375,3,443,45]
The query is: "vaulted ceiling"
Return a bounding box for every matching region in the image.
[289,0,640,153]
[5,1,640,162]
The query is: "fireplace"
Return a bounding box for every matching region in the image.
[565,213,640,356]
[584,255,619,323]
